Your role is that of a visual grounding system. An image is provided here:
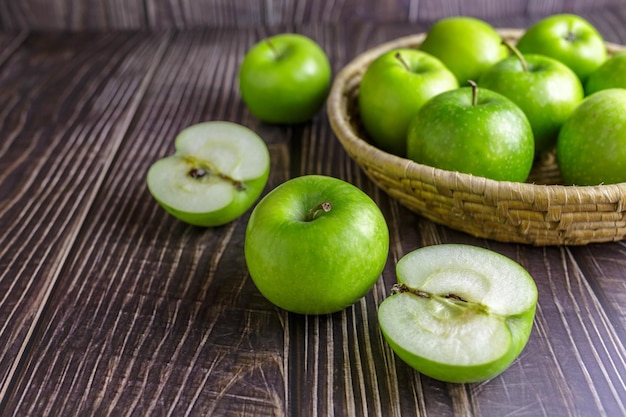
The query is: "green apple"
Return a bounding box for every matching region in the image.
[244,175,389,315]
[358,48,458,156]
[147,121,270,226]
[419,16,508,85]
[238,33,332,124]
[378,244,538,383]
[585,51,626,95]
[479,46,584,153]
[407,82,535,182]
[556,88,626,185]
[516,14,607,82]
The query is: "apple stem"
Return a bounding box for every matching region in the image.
[219,174,246,191]
[468,80,479,106]
[565,31,578,43]
[502,40,528,72]
[392,283,430,299]
[394,52,411,71]
[266,39,278,57]
[306,201,332,221]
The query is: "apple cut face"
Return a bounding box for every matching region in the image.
[378,244,537,383]
[147,121,270,226]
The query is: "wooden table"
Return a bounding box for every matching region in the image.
[1,8,625,417]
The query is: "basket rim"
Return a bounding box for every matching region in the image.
[327,28,626,204]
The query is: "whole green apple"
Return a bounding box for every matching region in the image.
[358,48,458,156]
[244,175,389,315]
[378,244,537,383]
[585,51,626,95]
[239,33,332,124]
[419,16,508,85]
[479,48,584,153]
[147,121,270,226]
[407,83,535,182]
[516,14,607,82]
[556,88,626,185]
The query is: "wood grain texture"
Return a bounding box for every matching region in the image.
[1,29,291,416]
[0,30,170,408]
[0,0,625,30]
[0,6,625,417]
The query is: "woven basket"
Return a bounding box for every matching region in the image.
[328,29,626,246]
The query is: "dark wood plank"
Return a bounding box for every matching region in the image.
[1,29,291,416]
[570,243,626,330]
[0,0,147,30]
[0,0,624,30]
[0,31,169,407]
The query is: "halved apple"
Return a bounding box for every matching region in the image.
[147,121,270,227]
[378,244,538,383]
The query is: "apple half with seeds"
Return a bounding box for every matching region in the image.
[378,244,538,383]
[147,121,270,227]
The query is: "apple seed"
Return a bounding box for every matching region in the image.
[445,293,468,302]
[391,282,488,315]
[183,156,246,191]
[189,167,207,179]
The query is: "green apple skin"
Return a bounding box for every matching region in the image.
[358,48,458,156]
[244,175,389,315]
[585,51,626,95]
[479,53,584,153]
[556,89,626,185]
[239,33,331,124]
[378,244,537,383]
[147,122,270,227]
[419,16,508,85]
[407,86,535,182]
[151,175,269,226]
[516,14,607,82]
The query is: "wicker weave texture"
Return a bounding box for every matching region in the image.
[328,29,626,245]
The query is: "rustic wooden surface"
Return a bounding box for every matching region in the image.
[0,0,624,30]
[0,3,625,417]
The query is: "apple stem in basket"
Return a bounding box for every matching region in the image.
[468,80,479,106]
[502,40,528,72]
[394,52,411,71]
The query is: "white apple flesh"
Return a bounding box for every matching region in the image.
[378,244,537,383]
[147,121,270,226]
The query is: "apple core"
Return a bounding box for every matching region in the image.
[378,244,538,383]
[146,121,270,227]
